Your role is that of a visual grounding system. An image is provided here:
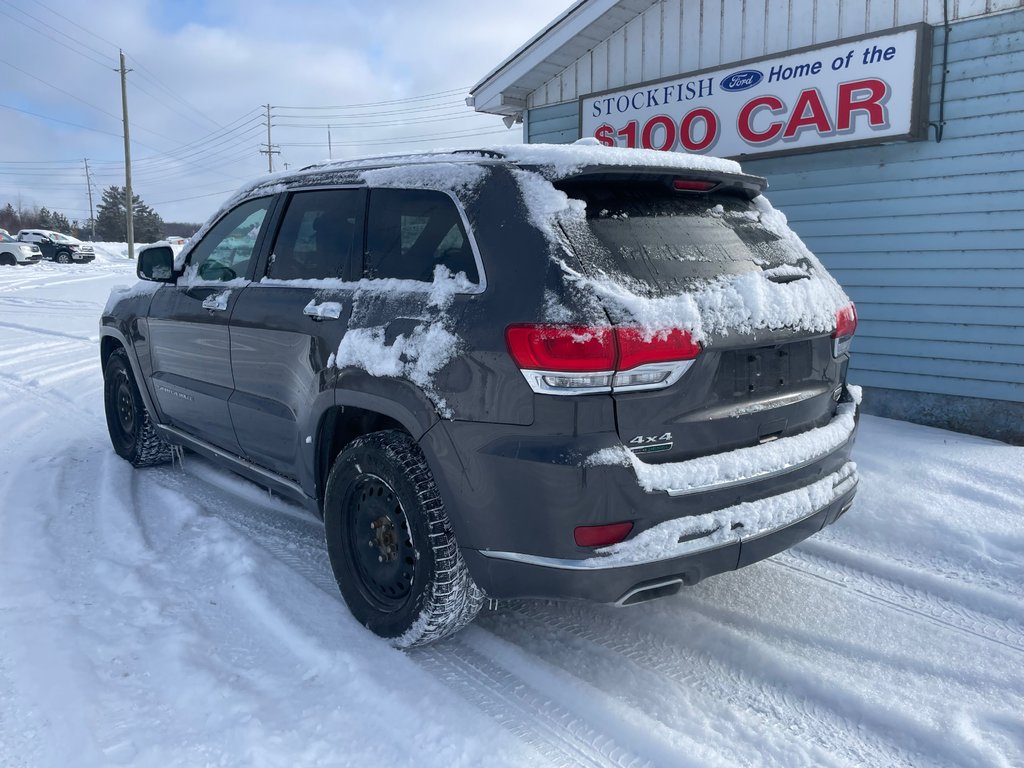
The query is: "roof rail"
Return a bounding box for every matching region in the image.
[450,149,507,160]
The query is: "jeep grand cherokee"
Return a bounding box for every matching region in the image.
[100,144,859,647]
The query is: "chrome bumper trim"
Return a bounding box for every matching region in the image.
[477,462,857,571]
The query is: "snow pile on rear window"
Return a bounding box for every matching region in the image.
[511,165,851,341]
[328,265,468,417]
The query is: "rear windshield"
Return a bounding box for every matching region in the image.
[558,181,805,296]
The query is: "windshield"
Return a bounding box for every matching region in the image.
[0,234,14,242]
[558,181,807,297]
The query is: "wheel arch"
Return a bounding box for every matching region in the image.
[99,328,159,418]
[312,389,441,516]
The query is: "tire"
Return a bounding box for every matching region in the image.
[0,255,14,266]
[324,430,484,647]
[56,251,71,264]
[103,348,173,467]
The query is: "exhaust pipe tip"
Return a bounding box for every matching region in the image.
[616,577,684,607]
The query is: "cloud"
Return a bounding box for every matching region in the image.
[0,0,574,226]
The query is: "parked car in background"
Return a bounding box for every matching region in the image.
[17,229,95,263]
[101,145,860,647]
[0,232,42,265]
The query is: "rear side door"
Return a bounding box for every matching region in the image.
[228,187,364,480]
[146,196,276,454]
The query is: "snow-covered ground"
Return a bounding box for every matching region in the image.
[1,258,1022,768]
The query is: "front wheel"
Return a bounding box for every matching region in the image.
[103,348,173,467]
[56,251,72,264]
[324,430,484,647]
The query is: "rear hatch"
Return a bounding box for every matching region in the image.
[556,174,845,463]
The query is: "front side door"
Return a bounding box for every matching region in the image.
[228,188,364,479]
[146,196,275,454]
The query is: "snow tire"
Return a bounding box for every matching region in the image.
[324,429,484,648]
[103,347,173,467]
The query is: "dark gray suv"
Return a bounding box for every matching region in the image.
[100,145,859,647]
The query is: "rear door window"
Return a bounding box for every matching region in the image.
[364,189,479,284]
[558,181,803,296]
[267,189,363,280]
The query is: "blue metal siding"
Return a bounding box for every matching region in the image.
[525,101,579,144]
[524,9,1024,406]
[746,9,1024,404]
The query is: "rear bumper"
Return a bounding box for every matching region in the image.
[463,468,856,603]
[429,390,860,602]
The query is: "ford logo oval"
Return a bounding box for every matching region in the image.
[721,69,763,92]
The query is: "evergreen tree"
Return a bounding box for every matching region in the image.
[51,211,72,233]
[95,186,165,243]
[36,207,54,229]
[0,203,18,233]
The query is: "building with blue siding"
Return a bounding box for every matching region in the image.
[470,0,1024,443]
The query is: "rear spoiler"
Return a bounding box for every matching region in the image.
[553,166,767,200]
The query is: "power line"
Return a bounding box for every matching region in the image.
[277,126,511,148]
[0,3,110,70]
[0,102,127,139]
[26,0,120,51]
[273,86,470,110]
[150,188,239,206]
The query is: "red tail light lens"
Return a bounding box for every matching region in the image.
[673,179,718,192]
[505,325,615,372]
[574,521,634,548]
[833,303,858,339]
[831,302,857,357]
[506,324,702,394]
[616,328,702,371]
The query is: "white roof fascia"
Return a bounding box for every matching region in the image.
[470,0,658,116]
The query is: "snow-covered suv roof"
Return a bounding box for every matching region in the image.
[231,143,762,203]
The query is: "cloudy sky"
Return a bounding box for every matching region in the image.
[0,0,576,225]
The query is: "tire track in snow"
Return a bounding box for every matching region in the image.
[415,639,656,768]
[772,549,1024,655]
[491,600,928,768]
[810,533,1024,604]
[149,458,660,768]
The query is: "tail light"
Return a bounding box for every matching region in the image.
[831,302,857,357]
[506,324,701,395]
[574,521,634,548]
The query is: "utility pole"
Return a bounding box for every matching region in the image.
[259,103,279,173]
[328,125,333,159]
[83,158,95,241]
[118,50,135,259]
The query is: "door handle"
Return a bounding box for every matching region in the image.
[202,292,230,311]
[303,300,343,321]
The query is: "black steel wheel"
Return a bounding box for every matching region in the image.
[103,348,173,467]
[324,430,484,647]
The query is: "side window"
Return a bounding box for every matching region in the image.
[267,189,362,280]
[365,189,479,284]
[186,197,272,282]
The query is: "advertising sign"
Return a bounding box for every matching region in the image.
[580,25,932,160]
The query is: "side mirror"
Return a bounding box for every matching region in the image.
[138,245,177,282]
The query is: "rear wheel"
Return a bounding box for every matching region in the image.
[324,430,484,647]
[103,348,173,467]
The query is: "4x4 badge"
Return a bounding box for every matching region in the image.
[629,432,673,455]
